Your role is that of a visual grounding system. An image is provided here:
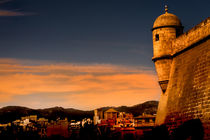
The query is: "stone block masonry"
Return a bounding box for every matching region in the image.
[152,12,210,139]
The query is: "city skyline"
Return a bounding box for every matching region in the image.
[0,0,209,110]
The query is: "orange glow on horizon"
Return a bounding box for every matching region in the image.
[0,58,160,110]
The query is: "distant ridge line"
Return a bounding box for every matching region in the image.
[0,100,158,123]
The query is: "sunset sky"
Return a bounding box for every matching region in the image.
[0,0,209,110]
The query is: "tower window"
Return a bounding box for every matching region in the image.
[176,29,182,37]
[155,34,159,41]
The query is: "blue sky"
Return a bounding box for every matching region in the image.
[0,0,209,109]
[0,0,209,66]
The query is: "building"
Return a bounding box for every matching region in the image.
[37,118,48,126]
[29,115,37,122]
[47,118,69,138]
[93,109,99,125]
[21,115,37,122]
[152,5,210,139]
[104,108,118,120]
[134,113,155,128]
[116,112,134,128]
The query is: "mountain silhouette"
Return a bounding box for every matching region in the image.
[0,101,158,123]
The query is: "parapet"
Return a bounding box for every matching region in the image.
[172,17,210,56]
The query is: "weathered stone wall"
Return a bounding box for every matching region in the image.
[164,38,210,139]
[154,59,172,82]
[154,17,210,139]
[152,27,175,58]
[172,17,210,55]
[152,26,178,93]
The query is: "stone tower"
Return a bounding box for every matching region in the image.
[152,6,183,93]
[152,6,210,140]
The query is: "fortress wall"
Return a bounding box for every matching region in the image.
[164,39,210,139]
[172,17,210,55]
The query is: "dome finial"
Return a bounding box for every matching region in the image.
[165,5,168,13]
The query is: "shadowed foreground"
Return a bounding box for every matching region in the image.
[0,119,204,140]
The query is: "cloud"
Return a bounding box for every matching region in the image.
[0,10,26,16]
[0,58,160,109]
[0,0,33,16]
[0,0,12,4]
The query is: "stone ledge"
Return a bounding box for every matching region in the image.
[172,17,210,55]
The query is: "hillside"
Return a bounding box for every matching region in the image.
[0,101,158,123]
[98,100,159,116]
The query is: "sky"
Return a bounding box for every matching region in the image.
[0,0,209,110]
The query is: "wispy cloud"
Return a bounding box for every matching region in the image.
[0,10,25,16]
[0,58,160,110]
[0,0,33,16]
[0,0,12,4]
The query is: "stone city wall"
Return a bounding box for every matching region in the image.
[172,17,210,55]
[164,38,210,139]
